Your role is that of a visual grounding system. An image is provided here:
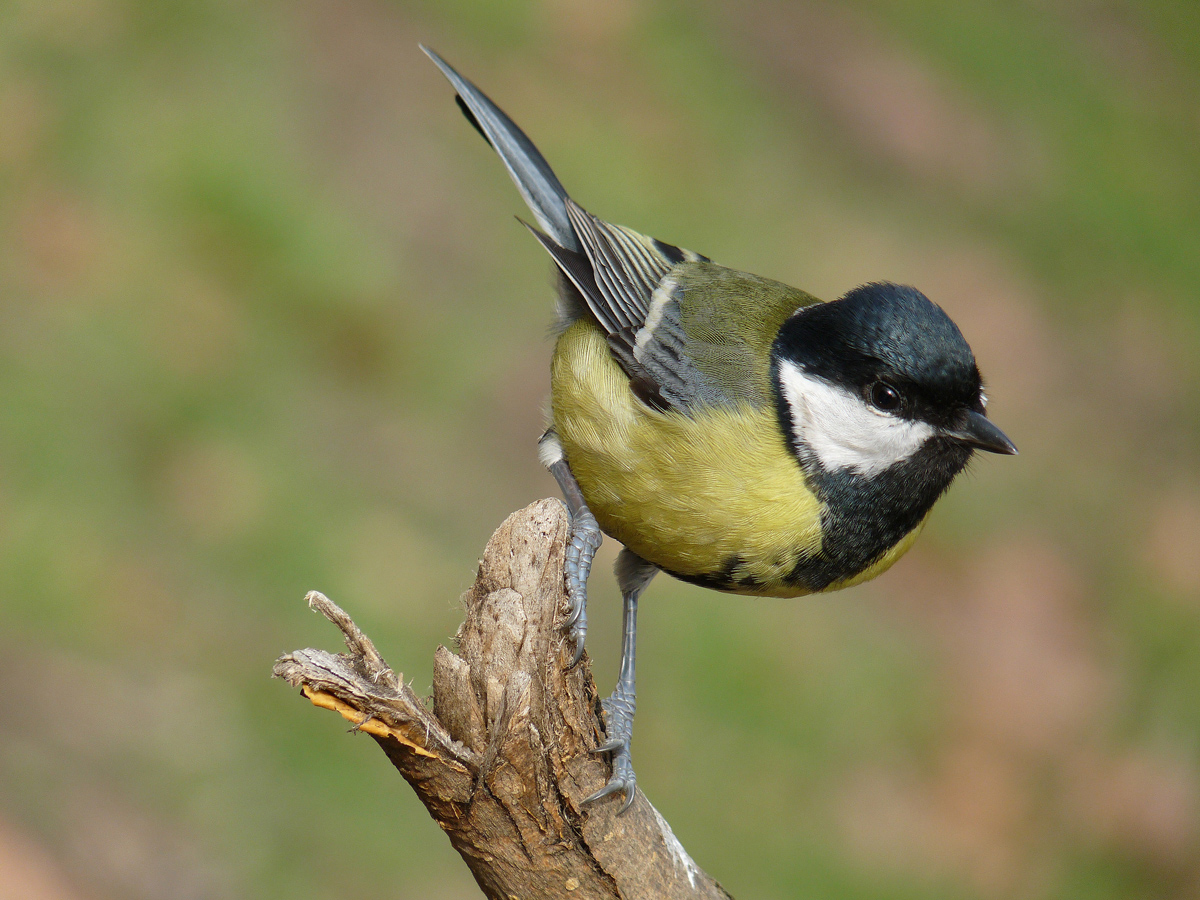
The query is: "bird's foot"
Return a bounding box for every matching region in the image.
[563,509,601,666]
[585,688,637,813]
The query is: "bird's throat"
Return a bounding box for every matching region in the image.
[790,440,973,591]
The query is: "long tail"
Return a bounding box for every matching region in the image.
[421,46,580,254]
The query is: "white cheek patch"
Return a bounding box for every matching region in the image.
[778,360,935,476]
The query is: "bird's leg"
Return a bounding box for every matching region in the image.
[542,431,601,666]
[586,548,657,813]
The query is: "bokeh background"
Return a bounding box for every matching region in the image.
[2,1,1199,898]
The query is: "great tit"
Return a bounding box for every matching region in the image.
[423,47,1017,811]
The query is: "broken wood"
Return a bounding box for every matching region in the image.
[273,498,733,900]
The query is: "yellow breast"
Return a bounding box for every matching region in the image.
[550,322,834,597]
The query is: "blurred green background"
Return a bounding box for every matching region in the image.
[2,1,1199,898]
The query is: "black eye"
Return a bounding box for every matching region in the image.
[869,381,903,412]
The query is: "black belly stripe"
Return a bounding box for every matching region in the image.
[668,554,752,592]
[786,437,973,591]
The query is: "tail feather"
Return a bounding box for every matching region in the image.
[421,45,580,253]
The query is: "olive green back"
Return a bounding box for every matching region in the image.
[644,260,823,411]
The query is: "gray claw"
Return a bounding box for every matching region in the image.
[584,753,636,813]
[585,689,637,813]
[569,624,587,667]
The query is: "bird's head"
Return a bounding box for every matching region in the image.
[771,282,1016,484]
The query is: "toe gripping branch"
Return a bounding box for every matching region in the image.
[588,685,638,813]
[588,547,656,813]
[550,458,602,666]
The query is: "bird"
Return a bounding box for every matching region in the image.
[422,46,1017,813]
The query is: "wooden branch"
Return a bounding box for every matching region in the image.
[273,499,733,900]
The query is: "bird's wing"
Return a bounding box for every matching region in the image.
[522,198,711,336]
[532,201,820,413]
[606,259,822,413]
[560,199,710,333]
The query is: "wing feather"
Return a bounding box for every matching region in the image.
[564,200,666,331]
